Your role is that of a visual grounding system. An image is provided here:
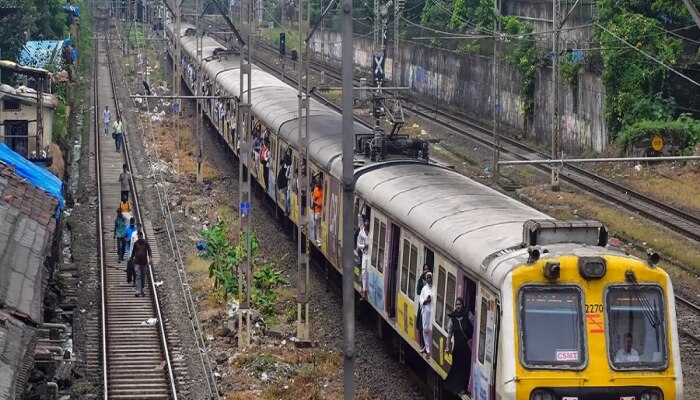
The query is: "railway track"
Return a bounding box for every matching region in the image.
[245,34,700,244]
[95,25,178,399]
[676,295,700,346]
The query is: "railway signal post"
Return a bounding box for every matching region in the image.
[238,0,254,349]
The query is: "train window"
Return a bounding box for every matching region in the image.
[408,245,418,301]
[377,222,386,273]
[424,248,434,270]
[400,239,410,295]
[605,285,667,370]
[371,218,380,268]
[518,285,586,369]
[436,267,446,328]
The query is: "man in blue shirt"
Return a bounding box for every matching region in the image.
[124,218,138,284]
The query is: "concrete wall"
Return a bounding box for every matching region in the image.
[310,30,608,153]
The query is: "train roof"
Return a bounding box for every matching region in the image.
[174,23,373,177]
[356,162,551,287]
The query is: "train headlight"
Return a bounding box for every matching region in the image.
[641,393,651,400]
[578,257,606,280]
[530,389,555,400]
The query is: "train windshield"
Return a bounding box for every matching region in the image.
[518,286,586,368]
[606,285,668,370]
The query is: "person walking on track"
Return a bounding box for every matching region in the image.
[113,115,124,151]
[113,209,126,263]
[130,231,152,297]
[103,106,112,137]
[124,218,138,284]
[119,163,130,202]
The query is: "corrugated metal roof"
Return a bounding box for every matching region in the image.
[0,310,37,400]
[0,162,57,323]
[19,40,64,69]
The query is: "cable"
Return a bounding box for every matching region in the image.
[596,22,700,88]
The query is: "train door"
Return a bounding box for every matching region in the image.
[327,177,340,265]
[368,211,386,311]
[386,223,401,318]
[472,287,499,400]
[397,233,419,341]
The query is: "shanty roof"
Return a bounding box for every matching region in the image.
[0,159,58,323]
[19,41,64,69]
[0,84,56,109]
[0,309,37,400]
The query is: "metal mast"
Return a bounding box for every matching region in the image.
[551,0,561,191]
[174,0,182,181]
[341,0,355,396]
[238,0,254,349]
[491,0,501,185]
[296,0,311,344]
[196,0,204,183]
[392,0,403,100]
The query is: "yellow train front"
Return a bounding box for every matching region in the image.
[499,245,683,400]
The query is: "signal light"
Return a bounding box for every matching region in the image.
[279,32,286,57]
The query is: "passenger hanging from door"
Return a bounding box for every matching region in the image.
[356,218,370,300]
[445,297,474,397]
[416,263,432,353]
[312,173,324,247]
[419,272,434,358]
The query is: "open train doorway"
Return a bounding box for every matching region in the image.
[387,223,401,318]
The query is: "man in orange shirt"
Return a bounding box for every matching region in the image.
[312,177,323,247]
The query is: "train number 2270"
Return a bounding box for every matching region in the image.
[585,303,603,313]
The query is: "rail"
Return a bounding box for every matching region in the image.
[95,12,178,398]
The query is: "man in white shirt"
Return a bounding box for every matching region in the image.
[356,218,370,300]
[615,333,640,363]
[103,106,112,137]
[113,115,124,151]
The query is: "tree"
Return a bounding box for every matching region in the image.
[0,0,67,63]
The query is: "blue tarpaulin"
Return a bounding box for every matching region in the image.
[19,40,64,69]
[0,143,64,216]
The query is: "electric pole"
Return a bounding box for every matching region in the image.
[492,0,501,185]
[196,0,204,184]
[392,0,403,101]
[174,0,182,182]
[551,0,561,191]
[341,0,355,396]
[296,0,311,344]
[238,0,254,349]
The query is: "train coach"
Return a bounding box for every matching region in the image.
[164,20,683,400]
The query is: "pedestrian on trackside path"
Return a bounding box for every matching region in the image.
[103,106,112,137]
[119,163,130,202]
[130,231,152,297]
[113,115,124,151]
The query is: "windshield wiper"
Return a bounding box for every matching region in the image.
[625,271,660,329]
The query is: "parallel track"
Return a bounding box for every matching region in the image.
[95,21,177,399]
[247,34,700,244]
[676,295,700,346]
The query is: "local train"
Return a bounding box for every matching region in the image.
[163,19,683,400]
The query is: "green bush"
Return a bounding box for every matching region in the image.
[617,115,700,151]
[202,225,286,315]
